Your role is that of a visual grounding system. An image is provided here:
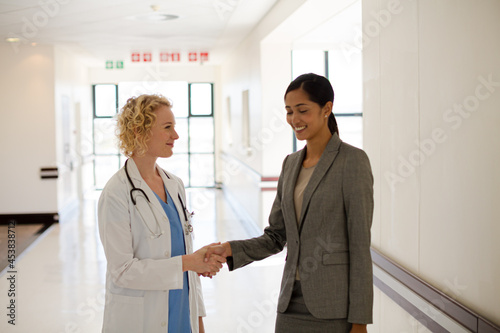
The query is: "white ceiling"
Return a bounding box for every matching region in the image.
[0,0,278,64]
[292,0,360,49]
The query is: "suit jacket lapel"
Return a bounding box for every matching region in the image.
[298,134,342,232]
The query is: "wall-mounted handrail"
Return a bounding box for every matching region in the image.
[371,247,500,333]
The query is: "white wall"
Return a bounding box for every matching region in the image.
[219,0,366,229]
[54,46,93,212]
[363,0,500,328]
[89,64,219,86]
[0,44,57,215]
[219,0,308,228]
[260,42,295,176]
[220,0,367,229]
[0,44,95,216]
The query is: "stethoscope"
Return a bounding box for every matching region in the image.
[124,159,194,239]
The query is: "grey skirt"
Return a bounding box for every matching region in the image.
[275,281,352,333]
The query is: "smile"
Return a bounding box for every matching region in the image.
[294,126,306,131]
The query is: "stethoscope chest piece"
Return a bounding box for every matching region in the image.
[185,224,194,235]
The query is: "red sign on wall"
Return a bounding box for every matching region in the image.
[171,53,180,62]
[130,51,208,63]
[160,52,181,62]
[188,52,198,62]
[143,52,152,62]
[131,52,141,62]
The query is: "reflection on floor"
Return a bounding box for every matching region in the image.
[0,189,286,332]
[0,223,52,274]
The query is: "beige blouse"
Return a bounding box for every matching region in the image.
[293,164,316,280]
[294,164,316,226]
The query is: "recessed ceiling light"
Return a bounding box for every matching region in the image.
[5,37,20,43]
[129,13,179,21]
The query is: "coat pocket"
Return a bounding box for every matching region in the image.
[322,251,349,265]
[103,293,144,333]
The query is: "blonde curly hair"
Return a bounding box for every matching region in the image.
[116,94,172,157]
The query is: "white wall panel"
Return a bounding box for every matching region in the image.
[260,41,294,177]
[219,0,309,227]
[418,0,500,324]
[367,0,421,273]
[364,0,500,326]
[54,46,92,212]
[363,0,383,253]
[0,44,57,214]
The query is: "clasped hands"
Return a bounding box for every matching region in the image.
[183,242,231,278]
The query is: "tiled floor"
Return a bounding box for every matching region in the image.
[0,189,286,333]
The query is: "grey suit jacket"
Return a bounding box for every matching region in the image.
[228,133,374,324]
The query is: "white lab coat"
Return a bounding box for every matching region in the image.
[98,159,205,333]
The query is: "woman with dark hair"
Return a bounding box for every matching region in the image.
[208,73,374,332]
[285,72,339,136]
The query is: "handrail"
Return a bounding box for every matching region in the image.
[371,247,500,333]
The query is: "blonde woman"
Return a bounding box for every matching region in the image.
[98,94,224,333]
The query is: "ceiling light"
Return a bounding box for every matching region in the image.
[5,37,20,43]
[126,4,178,21]
[129,13,179,21]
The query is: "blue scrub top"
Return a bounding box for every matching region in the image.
[154,188,191,333]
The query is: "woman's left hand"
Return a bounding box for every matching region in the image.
[350,323,367,333]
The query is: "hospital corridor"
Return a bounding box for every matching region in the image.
[0,189,286,332]
[1,0,499,332]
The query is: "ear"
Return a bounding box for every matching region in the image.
[323,101,333,117]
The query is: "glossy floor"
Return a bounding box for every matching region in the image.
[0,189,285,333]
[0,223,50,273]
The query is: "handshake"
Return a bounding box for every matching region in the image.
[183,242,232,278]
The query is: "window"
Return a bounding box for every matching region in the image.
[185,83,215,187]
[92,82,215,189]
[189,83,213,116]
[92,84,120,189]
[291,49,363,151]
[94,84,118,117]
